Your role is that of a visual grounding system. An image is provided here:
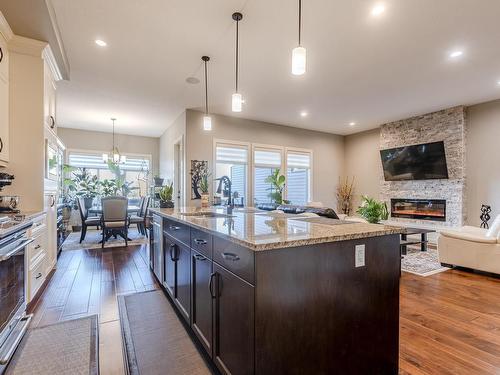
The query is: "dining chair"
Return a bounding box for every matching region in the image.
[77,197,100,243]
[129,196,150,236]
[101,196,129,248]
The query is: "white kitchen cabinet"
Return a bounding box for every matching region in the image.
[44,192,57,273]
[44,61,57,132]
[26,214,48,302]
[0,29,9,164]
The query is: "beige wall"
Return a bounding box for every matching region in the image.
[466,99,500,226]
[184,110,345,208]
[158,111,185,180]
[58,127,160,175]
[343,100,500,226]
[344,129,381,209]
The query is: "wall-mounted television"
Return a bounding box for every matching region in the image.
[380,141,449,181]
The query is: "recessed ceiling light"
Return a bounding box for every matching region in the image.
[449,50,463,58]
[300,111,308,117]
[95,39,107,47]
[349,122,356,126]
[497,80,500,85]
[185,77,200,84]
[371,3,385,16]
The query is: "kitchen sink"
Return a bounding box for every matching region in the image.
[180,212,233,218]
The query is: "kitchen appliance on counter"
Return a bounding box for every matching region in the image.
[0,217,34,374]
[0,173,14,191]
[0,196,20,214]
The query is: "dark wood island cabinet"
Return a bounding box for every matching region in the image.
[149,208,403,375]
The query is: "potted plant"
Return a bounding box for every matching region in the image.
[154,175,164,187]
[159,181,174,208]
[65,167,100,209]
[200,171,210,208]
[265,169,290,205]
[356,196,389,224]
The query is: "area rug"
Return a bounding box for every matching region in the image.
[6,315,98,375]
[401,247,451,277]
[118,290,212,375]
[62,228,148,251]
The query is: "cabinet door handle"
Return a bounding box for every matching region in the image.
[169,225,181,231]
[50,116,55,129]
[169,244,177,261]
[208,272,216,298]
[221,252,240,261]
[0,137,3,153]
[193,238,207,245]
[0,47,3,63]
[50,195,56,207]
[194,254,206,261]
[34,244,41,250]
[35,272,42,279]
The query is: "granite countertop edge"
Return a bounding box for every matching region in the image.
[149,208,404,251]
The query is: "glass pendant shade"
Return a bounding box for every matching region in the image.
[102,153,108,162]
[203,115,212,131]
[292,46,306,75]
[232,93,242,112]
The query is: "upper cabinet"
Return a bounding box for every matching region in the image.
[44,63,57,132]
[0,14,12,164]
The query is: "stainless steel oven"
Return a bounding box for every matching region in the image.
[0,229,33,372]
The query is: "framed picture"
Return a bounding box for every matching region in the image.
[45,139,58,181]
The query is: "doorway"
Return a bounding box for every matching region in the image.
[173,136,184,208]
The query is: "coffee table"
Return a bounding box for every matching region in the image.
[400,227,436,256]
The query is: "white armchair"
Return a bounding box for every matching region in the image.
[438,215,500,274]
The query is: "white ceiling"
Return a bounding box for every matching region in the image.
[51,0,500,137]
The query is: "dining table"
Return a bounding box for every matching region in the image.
[88,204,141,243]
[88,204,141,216]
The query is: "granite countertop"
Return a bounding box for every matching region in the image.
[149,207,404,251]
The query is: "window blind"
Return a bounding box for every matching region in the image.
[216,145,248,164]
[254,149,282,167]
[287,152,311,168]
[69,152,150,171]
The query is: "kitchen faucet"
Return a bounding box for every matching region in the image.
[216,176,233,212]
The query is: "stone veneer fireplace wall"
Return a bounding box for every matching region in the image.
[379,106,467,227]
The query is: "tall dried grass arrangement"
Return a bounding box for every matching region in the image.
[336,176,355,215]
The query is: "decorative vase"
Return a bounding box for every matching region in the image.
[154,177,164,187]
[201,193,210,208]
[340,198,351,216]
[160,200,174,208]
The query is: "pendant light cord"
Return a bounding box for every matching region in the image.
[298,0,302,46]
[204,59,209,114]
[235,19,239,93]
[112,119,115,149]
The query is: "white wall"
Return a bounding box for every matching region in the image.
[344,129,381,209]
[159,111,185,180]
[184,110,345,208]
[58,127,160,175]
[466,99,500,226]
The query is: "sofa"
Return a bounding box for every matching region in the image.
[438,215,500,274]
[256,203,339,219]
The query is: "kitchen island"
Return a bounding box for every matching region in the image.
[149,207,403,375]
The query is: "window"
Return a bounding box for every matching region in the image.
[213,140,313,207]
[68,151,151,197]
[286,151,311,205]
[214,143,248,206]
[253,148,282,204]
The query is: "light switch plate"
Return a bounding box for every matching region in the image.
[355,244,365,268]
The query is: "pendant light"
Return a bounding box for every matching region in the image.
[102,118,126,164]
[202,56,212,131]
[292,0,306,75]
[232,12,243,112]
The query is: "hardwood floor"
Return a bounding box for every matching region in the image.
[400,270,500,375]
[28,245,159,375]
[29,245,500,375]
